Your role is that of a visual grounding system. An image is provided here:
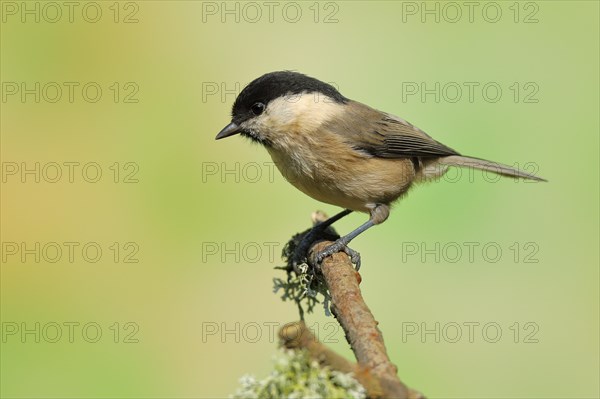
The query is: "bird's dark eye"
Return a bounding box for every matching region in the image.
[251,102,265,116]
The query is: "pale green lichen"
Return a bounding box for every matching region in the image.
[231,349,366,399]
[274,233,334,319]
[273,264,332,319]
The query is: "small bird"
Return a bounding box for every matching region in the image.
[216,71,545,268]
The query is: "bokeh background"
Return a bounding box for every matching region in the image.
[1,1,598,398]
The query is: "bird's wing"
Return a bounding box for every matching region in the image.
[326,101,460,159]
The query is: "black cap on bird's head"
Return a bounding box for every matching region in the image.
[215,71,347,140]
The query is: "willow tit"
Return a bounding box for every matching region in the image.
[216,71,545,268]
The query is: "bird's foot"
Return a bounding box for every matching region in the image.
[316,239,361,271]
[291,222,341,274]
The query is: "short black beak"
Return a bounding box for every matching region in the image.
[215,122,241,140]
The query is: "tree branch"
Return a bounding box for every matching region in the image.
[280,320,424,399]
[277,211,424,398]
[279,320,383,396]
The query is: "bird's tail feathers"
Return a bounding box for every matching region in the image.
[438,155,547,182]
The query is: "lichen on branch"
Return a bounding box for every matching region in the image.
[231,349,366,399]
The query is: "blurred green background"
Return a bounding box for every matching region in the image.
[1,1,598,398]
